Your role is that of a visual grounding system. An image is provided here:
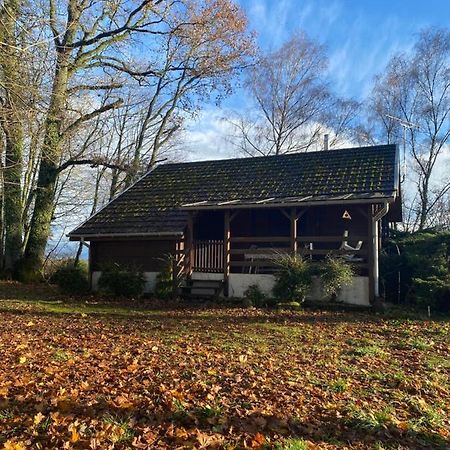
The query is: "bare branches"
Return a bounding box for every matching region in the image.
[63,99,124,135]
[69,1,154,49]
[370,28,450,230]
[66,82,124,94]
[228,33,358,157]
[48,0,60,46]
[57,157,129,174]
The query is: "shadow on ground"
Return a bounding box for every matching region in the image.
[1,397,448,449]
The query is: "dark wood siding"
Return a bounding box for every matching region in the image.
[90,239,177,272]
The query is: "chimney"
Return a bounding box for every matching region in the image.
[323,134,329,150]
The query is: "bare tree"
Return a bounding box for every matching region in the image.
[370,28,450,230]
[0,0,254,278]
[228,33,360,156]
[0,0,252,280]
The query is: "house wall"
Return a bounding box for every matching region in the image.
[191,271,370,306]
[89,238,178,293]
[90,239,177,272]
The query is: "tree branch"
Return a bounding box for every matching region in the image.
[57,157,129,174]
[66,83,123,94]
[63,99,123,135]
[68,1,161,49]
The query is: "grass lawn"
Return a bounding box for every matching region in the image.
[0,282,449,449]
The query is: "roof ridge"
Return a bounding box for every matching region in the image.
[156,144,397,169]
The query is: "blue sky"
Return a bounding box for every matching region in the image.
[184,0,450,160]
[237,0,450,100]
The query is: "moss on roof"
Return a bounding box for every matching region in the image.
[70,144,398,237]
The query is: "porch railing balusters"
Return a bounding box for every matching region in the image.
[189,235,368,274]
[192,239,224,273]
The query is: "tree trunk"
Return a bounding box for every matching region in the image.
[19,53,69,281]
[0,0,25,274]
[3,130,24,272]
[418,175,430,231]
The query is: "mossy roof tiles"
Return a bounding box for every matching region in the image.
[70,144,398,237]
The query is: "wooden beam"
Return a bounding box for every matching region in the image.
[88,242,93,291]
[280,208,291,220]
[172,241,180,296]
[367,204,375,304]
[185,211,194,277]
[231,236,290,243]
[290,207,298,254]
[297,208,307,220]
[223,210,231,297]
[297,235,367,242]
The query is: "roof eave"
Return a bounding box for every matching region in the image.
[68,231,184,241]
[179,194,397,211]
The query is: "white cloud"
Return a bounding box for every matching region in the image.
[181,109,238,161]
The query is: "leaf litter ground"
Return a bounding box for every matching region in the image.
[0,283,449,449]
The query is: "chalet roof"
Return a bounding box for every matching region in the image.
[69,144,399,238]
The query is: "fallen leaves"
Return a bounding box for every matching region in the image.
[0,294,449,449]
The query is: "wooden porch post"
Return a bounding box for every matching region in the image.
[224,210,231,297]
[290,208,298,254]
[87,240,93,291]
[173,240,180,296]
[367,204,375,304]
[373,215,380,298]
[185,211,194,277]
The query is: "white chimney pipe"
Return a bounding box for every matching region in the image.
[324,134,329,150]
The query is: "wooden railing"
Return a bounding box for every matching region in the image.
[193,239,224,273]
[184,235,369,275]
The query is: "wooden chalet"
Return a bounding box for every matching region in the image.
[69,144,402,305]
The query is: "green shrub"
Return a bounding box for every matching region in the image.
[154,261,175,300]
[380,230,450,311]
[412,276,450,311]
[243,284,267,307]
[272,254,312,302]
[319,256,354,299]
[98,264,145,298]
[52,260,89,295]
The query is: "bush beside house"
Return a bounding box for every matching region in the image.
[272,254,354,306]
[51,260,90,295]
[381,230,450,312]
[98,264,145,298]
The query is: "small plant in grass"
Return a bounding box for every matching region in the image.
[330,378,349,393]
[36,415,52,433]
[98,263,145,298]
[243,284,267,307]
[273,254,312,303]
[344,405,389,430]
[103,413,135,443]
[194,405,222,420]
[51,260,89,295]
[274,438,309,450]
[350,344,385,358]
[410,337,430,350]
[53,348,70,362]
[407,397,445,430]
[0,409,14,420]
[319,256,354,300]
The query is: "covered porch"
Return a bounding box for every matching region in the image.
[175,202,391,304]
